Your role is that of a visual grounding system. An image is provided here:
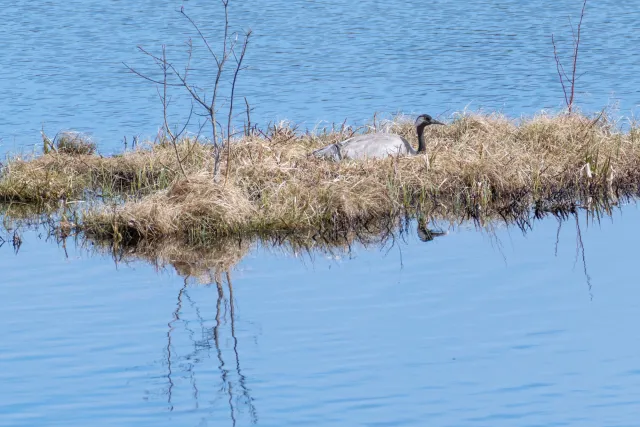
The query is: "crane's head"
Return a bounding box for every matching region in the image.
[415,114,445,128]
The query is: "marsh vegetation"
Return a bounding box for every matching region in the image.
[0,111,636,250]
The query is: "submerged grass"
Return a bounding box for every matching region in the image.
[2,111,638,244]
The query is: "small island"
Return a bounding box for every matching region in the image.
[1,111,635,249]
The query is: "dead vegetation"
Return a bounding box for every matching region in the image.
[1,111,638,245]
[51,131,97,155]
[0,139,211,204]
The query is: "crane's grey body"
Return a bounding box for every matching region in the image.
[312,133,416,161]
[312,114,444,161]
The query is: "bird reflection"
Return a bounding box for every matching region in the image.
[416,222,448,242]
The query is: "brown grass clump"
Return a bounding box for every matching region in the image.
[3,111,639,243]
[54,131,97,155]
[0,139,212,204]
[84,172,257,242]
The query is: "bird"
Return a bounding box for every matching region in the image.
[312,114,444,161]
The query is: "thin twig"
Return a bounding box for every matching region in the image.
[180,6,221,67]
[551,0,587,113]
[244,97,252,136]
[569,0,588,111]
[224,30,252,186]
[161,45,188,181]
[551,35,570,109]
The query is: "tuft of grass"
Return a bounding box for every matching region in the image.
[3,111,639,244]
[0,138,211,204]
[55,131,97,155]
[83,172,258,243]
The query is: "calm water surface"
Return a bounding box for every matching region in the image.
[2,0,640,425]
[1,0,639,152]
[2,208,640,426]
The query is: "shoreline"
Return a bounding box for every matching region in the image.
[1,111,636,246]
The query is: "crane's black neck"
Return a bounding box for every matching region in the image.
[416,124,427,153]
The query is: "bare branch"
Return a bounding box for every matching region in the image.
[137,45,166,64]
[177,103,195,141]
[136,43,210,112]
[129,1,251,183]
[210,0,233,179]
[569,16,577,43]
[164,61,211,112]
[123,61,182,86]
[160,45,189,181]
[224,30,252,186]
[211,0,231,151]
[244,96,252,136]
[180,8,221,67]
[569,0,588,110]
[183,38,194,81]
[178,104,199,164]
[551,0,587,114]
[552,34,570,109]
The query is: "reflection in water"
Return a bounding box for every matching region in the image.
[164,268,257,424]
[571,213,592,296]
[0,198,624,424]
[0,229,23,253]
[1,198,617,290]
[165,280,183,412]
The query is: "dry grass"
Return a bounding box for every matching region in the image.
[2,111,638,244]
[53,131,97,155]
[0,139,211,204]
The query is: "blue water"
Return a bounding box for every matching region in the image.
[1,0,639,153]
[2,207,640,426]
[2,0,640,425]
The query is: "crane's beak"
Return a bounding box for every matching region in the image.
[431,119,445,126]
